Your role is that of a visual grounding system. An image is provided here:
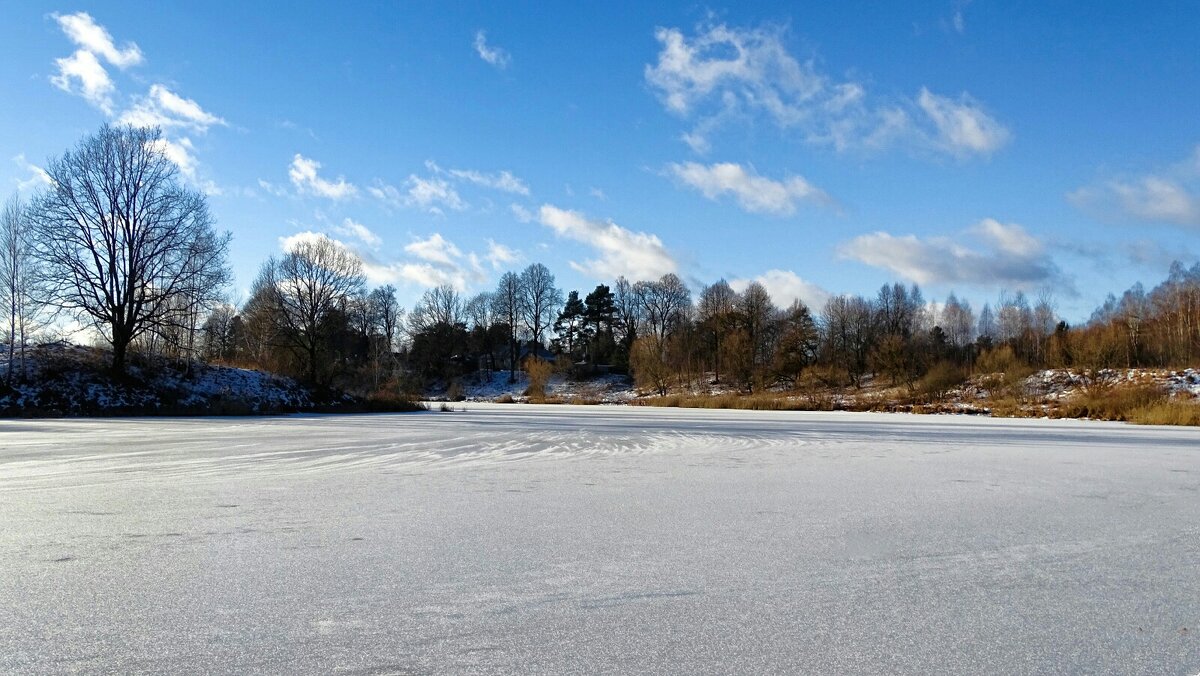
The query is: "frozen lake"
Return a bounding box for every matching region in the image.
[1,405,1198,674]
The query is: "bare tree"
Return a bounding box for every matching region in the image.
[940,292,975,351]
[464,291,494,332]
[28,125,230,373]
[737,281,779,379]
[697,279,737,383]
[268,235,366,383]
[408,284,463,335]
[519,263,563,350]
[821,294,874,387]
[491,271,527,380]
[0,194,41,383]
[200,302,237,362]
[613,276,641,347]
[368,284,403,353]
[634,273,691,344]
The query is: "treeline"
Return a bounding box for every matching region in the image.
[4,124,1199,400]
[199,258,1200,399]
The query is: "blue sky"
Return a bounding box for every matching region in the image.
[1,1,1198,322]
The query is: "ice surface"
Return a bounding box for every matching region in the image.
[1,407,1198,674]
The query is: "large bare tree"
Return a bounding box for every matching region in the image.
[28,125,230,373]
[519,263,562,352]
[491,271,527,380]
[634,273,691,344]
[267,235,366,384]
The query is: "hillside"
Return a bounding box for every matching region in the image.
[0,342,363,417]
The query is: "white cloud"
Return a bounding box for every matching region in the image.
[974,217,1040,256]
[276,230,435,288]
[392,233,486,290]
[645,23,1010,158]
[510,203,533,223]
[474,30,511,69]
[404,233,462,266]
[916,88,1010,156]
[730,269,830,310]
[485,239,520,269]
[50,13,144,114]
[51,50,116,113]
[402,174,465,214]
[54,12,143,68]
[367,181,404,207]
[447,167,530,195]
[838,219,1061,289]
[256,179,290,198]
[288,154,358,200]
[48,13,226,194]
[1068,146,1200,227]
[334,218,382,249]
[589,187,607,200]
[538,204,677,281]
[149,136,198,179]
[666,161,832,215]
[13,155,52,193]
[118,84,226,133]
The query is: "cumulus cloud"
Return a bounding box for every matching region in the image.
[916,88,1010,156]
[838,219,1062,289]
[474,30,511,69]
[645,22,1009,157]
[277,228,487,290]
[334,218,382,249]
[54,12,143,68]
[118,84,226,133]
[1068,146,1200,227]
[730,269,830,310]
[49,13,225,190]
[485,239,520,268]
[404,233,462,266]
[538,204,677,281]
[49,12,143,114]
[666,161,832,215]
[394,233,487,290]
[278,230,336,254]
[148,136,199,179]
[51,49,116,113]
[289,154,358,200]
[402,175,465,214]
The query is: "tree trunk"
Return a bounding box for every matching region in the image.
[111,333,129,376]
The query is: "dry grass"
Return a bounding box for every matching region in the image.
[635,392,839,412]
[1127,400,1200,426]
[1053,382,1166,421]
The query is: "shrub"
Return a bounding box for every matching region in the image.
[523,357,553,402]
[915,361,968,401]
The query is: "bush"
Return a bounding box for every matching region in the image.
[915,361,968,401]
[494,393,515,404]
[523,357,553,402]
